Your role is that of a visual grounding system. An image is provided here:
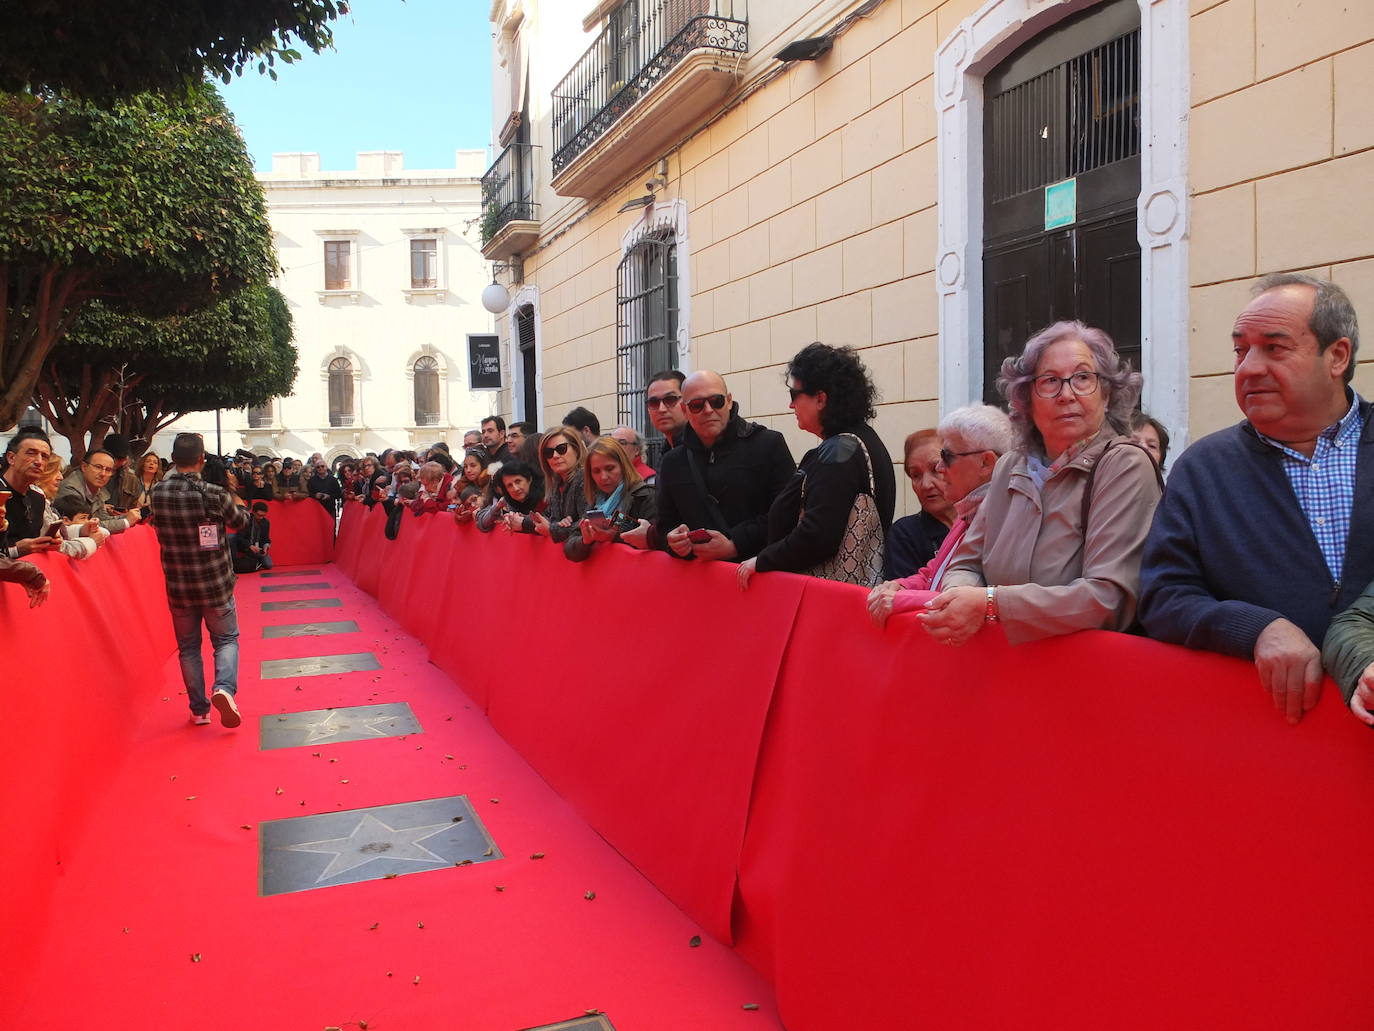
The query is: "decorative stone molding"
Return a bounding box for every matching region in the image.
[935,0,1190,446]
[620,197,693,368]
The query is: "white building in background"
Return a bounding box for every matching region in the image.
[156,150,499,464]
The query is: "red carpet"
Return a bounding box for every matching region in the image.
[9,564,781,1030]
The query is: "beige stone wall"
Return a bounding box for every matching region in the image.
[519,0,960,516]
[1190,0,1374,439]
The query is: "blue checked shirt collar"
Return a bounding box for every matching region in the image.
[1255,390,1362,582]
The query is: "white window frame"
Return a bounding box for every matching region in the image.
[506,285,543,424]
[401,227,448,302]
[935,0,1190,448]
[315,229,362,303]
[405,344,451,429]
[618,197,693,370]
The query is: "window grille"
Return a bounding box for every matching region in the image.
[985,29,1139,204]
[515,303,538,422]
[324,241,351,290]
[410,239,437,289]
[413,356,440,426]
[328,357,354,427]
[616,229,677,467]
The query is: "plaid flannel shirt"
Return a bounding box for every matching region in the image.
[149,472,249,608]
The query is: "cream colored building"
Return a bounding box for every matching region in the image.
[481,0,1373,514]
[157,150,499,463]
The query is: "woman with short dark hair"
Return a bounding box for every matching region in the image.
[475,460,546,533]
[738,342,896,589]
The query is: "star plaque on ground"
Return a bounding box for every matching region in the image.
[259,795,500,895]
[258,702,421,750]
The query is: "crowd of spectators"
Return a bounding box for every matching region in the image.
[3,272,1372,731]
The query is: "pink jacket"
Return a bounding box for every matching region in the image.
[889,485,988,616]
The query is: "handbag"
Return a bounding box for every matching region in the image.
[800,433,885,588]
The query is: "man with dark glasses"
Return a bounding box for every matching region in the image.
[650,369,795,562]
[644,370,688,451]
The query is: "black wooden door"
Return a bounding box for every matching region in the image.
[981,0,1141,403]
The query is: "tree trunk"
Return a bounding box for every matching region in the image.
[1,261,94,429]
[32,360,120,464]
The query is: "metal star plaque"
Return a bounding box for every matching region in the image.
[258,702,421,750]
[262,620,360,638]
[259,652,381,679]
[263,598,344,612]
[261,582,333,592]
[260,795,500,895]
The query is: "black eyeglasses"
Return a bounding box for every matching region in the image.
[684,394,728,414]
[1033,370,1101,399]
[646,393,682,410]
[788,387,813,401]
[939,448,982,467]
[542,441,573,459]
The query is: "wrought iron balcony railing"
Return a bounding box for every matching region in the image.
[480,143,538,245]
[551,0,748,177]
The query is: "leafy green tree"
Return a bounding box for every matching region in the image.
[35,286,297,462]
[0,0,350,96]
[0,83,275,430]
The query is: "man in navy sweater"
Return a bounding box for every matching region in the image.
[1139,273,1371,725]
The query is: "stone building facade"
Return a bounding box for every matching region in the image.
[155,150,498,463]
[481,0,1374,516]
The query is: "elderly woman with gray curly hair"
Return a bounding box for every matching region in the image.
[918,321,1164,646]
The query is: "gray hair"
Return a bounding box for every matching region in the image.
[996,320,1142,448]
[612,424,644,450]
[1253,272,1359,384]
[938,403,1014,456]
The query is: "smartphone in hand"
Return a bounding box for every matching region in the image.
[687,528,712,544]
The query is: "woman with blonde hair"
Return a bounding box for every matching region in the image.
[132,451,163,509]
[524,426,587,542]
[564,437,657,561]
[36,453,64,499]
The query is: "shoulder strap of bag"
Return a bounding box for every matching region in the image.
[683,446,729,530]
[802,433,875,503]
[1080,438,1165,529]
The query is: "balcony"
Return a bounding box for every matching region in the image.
[551,0,748,199]
[480,143,540,260]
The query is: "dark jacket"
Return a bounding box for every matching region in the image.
[653,405,797,561]
[1139,400,1374,657]
[524,468,586,542]
[1323,580,1374,703]
[234,514,272,554]
[883,511,951,580]
[305,472,342,517]
[756,424,896,574]
[53,469,131,534]
[0,471,45,547]
[563,480,658,562]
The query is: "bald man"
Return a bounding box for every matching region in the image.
[649,370,795,562]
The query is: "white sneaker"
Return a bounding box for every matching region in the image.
[190,711,211,726]
[211,689,241,729]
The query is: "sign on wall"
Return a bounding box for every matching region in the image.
[1043,178,1078,231]
[467,333,502,390]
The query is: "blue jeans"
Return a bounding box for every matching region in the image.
[171,599,240,715]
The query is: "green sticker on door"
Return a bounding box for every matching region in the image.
[1044,178,1077,231]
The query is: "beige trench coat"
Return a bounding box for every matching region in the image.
[942,425,1163,644]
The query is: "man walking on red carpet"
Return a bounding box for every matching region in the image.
[150,433,250,728]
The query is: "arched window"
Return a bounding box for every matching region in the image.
[413,355,440,426]
[328,357,355,427]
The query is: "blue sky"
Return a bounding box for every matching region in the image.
[220,0,493,173]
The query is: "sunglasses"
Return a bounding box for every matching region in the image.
[684,394,728,414]
[788,387,813,401]
[646,393,682,410]
[542,441,573,459]
[939,448,982,467]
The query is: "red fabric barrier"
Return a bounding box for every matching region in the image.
[334,511,1374,1029]
[0,528,174,993]
[262,499,336,566]
[735,577,1374,1030]
[336,512,804,943]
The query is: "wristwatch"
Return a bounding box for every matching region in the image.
[984,586,1000,623]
